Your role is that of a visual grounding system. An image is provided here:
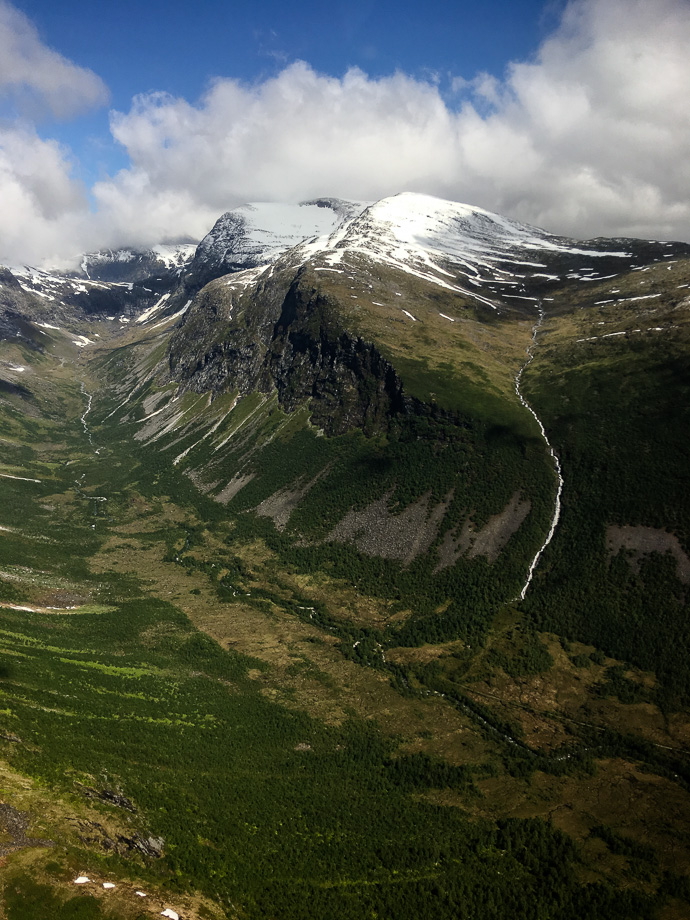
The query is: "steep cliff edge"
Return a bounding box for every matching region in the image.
[168,266,407,435]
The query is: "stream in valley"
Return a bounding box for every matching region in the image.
[514,307,564,600]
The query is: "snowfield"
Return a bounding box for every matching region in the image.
[236,192,638,308]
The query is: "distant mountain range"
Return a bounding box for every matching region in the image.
[5,192,687,326]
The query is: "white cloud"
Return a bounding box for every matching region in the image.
[96,67,456,227]
[482,0,690,238]
[0,1,108,118]
[94,0,690,249]
[2,0,690,266]
[0,124,89,266]
[0,0,108,266]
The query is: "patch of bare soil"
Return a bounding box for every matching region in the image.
[327,490,451,563]
[254,467,329,530]
[35,588,89,608]
[606,525,690,583]
[185,468,219,495]
[435,491,531,570]
[0,803,53,858]
[213,472,255,503]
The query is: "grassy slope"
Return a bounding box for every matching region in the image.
[117,260,559,644]
[522,258,690,707]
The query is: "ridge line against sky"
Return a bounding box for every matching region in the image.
[0,0,689,267]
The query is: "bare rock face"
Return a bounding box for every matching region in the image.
[0,803,54,857]
[606,525,690,583]
[266,277,406,435]
[0,270,45,350]
[191,212,254,287]
[167,269,287,396]
[78,246,194,284]
[168,269,407,436]
[75,783,137,812]
[67,817,165,858]
[0,267,22,291]
[189,199,362,290]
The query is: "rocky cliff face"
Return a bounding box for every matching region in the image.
[168,269,287,393]
[0,269,45,349]
[168,266,406,435]
[265,274,406,435]
[78,245,195,284]
[189,212,255,288]
[188,199,365,290]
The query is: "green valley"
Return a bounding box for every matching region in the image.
[1,195,690,919]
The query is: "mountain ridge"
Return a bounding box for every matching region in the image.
[3,192,689,334]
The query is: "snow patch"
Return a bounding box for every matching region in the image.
[290,192,627,307]
[617,294,662,303]
[136,291,170,323]
[149,301,192,330]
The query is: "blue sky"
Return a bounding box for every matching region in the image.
[16,0,558,181]
[20,0,557,101]
[1,0,689,266]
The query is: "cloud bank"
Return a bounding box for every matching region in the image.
[0,124,88,264]
[0,1,108,118]
[1,0,689,266]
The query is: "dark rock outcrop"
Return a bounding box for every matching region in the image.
[67,818,165,858]
[75,783,137,813]
[266,278,406,435]
[168,268,407,436]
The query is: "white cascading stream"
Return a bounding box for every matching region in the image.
[514,306,564,600]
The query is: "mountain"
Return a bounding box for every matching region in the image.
[0,200,366,327]
[1,256,191,328]
[166,192,687,433]
[78,243,197,283]
[190,198,366,285]
[1,193,690,920]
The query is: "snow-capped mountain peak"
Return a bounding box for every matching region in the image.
[190,198,368,283]
[271,192,649,310]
